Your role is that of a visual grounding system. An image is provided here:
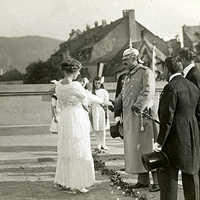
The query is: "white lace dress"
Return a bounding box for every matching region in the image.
[54,81,102,189]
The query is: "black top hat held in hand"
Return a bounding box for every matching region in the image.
[141,151,169,171]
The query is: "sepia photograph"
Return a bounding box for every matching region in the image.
[0,0,200,199]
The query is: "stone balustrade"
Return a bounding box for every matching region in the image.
[0,82,166,127]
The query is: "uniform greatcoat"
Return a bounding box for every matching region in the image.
[115,64,156,174]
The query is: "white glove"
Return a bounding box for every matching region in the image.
[153,142,162,152]
[115,117,121,123]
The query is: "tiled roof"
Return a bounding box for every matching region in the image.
[183,25,200,43]
[50,13,173,73]
[136,21,169,56]
[87,19,170,64]
[60,17,126,55]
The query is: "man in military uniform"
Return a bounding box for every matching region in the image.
[115,46,159,192]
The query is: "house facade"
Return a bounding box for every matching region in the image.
[49,10,180,81]
[182,25,200,66]
[183,25,200,50]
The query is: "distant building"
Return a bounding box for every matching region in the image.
[183,25,200,51]
[49,10,180,81]
[182,25,200,67]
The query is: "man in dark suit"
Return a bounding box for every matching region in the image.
[178,47,200,200]
[115,72,127,99]
[114,72,127,120]
[154,56,200,200]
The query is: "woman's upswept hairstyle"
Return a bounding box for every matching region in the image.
[61,58,82,73]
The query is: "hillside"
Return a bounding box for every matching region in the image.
[0,36,63,73]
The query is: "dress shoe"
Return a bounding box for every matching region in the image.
[132,182,149,189]
[149,184,160,192]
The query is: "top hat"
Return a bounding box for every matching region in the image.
[141,151,169,171]
[110,122,123,139]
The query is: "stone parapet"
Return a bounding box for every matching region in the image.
[0,82,166,127]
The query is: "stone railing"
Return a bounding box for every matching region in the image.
[0,84,53,127]
[0,82,166,128]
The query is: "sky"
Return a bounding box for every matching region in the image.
[0,0,200,42]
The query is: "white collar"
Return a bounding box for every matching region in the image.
[169,73,182,82]
[183,63,195,77]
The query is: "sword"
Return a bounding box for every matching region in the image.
[132,106,160,131]
[141,111,160,125]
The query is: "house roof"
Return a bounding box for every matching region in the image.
[136,21,169,56]
[60,17,126,57]
[86,20,170,64]
[183,25,200,43]
[50,11,178,76]
[103,39,167,76]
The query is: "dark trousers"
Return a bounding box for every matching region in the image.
[138,171,158,185]
[158,165,199,200]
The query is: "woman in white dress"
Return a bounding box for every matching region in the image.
[91,76,112,152]
[54,58,103,193]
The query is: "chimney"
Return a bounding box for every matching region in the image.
[94,21,98,28]
[102,19,107,27]
[122,10,129,17]
[128,9,137,43]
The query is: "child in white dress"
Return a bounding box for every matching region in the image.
[49,90,58,134]
[49,80,62,134]
[91,76,112,152]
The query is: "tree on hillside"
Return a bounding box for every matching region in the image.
[24,61,63,84]
[0,68,24,81]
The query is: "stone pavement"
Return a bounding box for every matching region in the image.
[0,126,184,200]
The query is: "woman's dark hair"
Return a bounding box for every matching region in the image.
[165,56,183,74]
[92,76,104,95]
[61,58,82,74]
